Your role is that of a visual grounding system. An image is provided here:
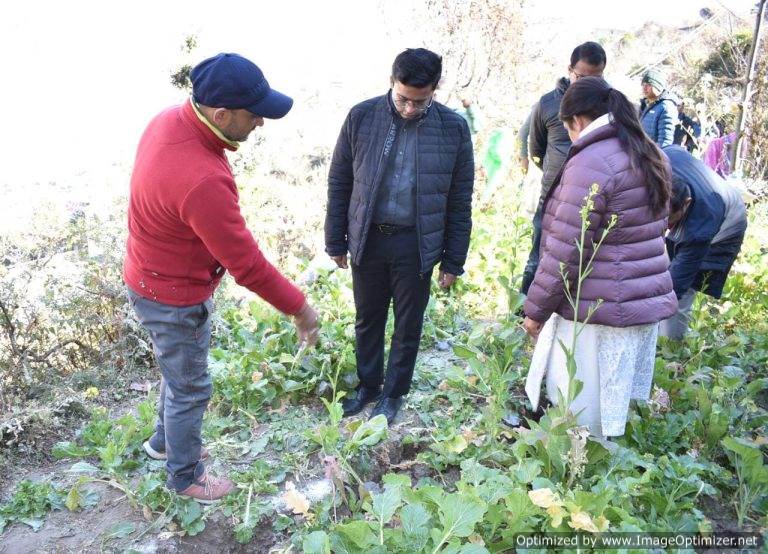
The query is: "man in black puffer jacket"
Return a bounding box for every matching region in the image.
[521,42,606,295]
[325,48,474,424]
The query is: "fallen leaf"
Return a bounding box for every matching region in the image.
[283,481,311,517]
[469,533,484,544]
[568,510,599,533]
[528,488,561,509]
[251,371,264,383]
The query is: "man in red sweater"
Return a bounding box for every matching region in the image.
[124,53,318,503]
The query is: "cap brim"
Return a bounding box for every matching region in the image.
[245,89,293,119]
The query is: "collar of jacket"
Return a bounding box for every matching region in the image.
[579,113,612,140]
[542,122,618,208]
[556,77,570,95]
[642,90,674,111]
[569,121,619,154]
[181,99,239,153]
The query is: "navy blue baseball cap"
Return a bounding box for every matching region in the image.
[190,53,293,119]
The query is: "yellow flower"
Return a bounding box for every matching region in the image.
[528,488,560,509]
[547,504,567,527]
[84,387,99,399]
[568,510,599,533]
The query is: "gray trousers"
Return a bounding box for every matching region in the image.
[128,289,213,491]
[659,288,696,341]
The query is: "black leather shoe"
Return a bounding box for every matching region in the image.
[342,387,382,417]
[370,396,404,425]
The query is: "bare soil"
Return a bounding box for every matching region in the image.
[0,365,441,553]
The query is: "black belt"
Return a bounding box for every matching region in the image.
[374,223,415,236]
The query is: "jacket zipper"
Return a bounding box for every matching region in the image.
[358,114,396,261]
[415,118,425,275]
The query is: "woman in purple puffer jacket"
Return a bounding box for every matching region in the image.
[522,77,678,442]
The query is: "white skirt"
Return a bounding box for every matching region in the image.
[525,314,659,437]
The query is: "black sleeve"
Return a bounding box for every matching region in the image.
[324,111,354,256]
[528,101,547,170]
[440,119,475,275]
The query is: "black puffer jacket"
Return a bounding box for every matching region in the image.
[325,93,474,275]
[529,77,571,209]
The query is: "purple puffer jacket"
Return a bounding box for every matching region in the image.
[524,123,678,327]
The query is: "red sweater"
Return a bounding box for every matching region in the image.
[124,100,306,314]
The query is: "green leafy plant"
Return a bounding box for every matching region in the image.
[722,437,768,526]
[52,398,155,476]
[0,480,66,533]
[222,459,283,543]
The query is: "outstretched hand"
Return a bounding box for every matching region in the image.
[294,302,320,347]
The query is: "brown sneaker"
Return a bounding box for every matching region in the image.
[178,472,235,504]
[143,441,210,461]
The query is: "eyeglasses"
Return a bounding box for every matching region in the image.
[570,69,603,81]
[392,91,434,112]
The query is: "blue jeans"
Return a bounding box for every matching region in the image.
[659,288,696,340]
[521,209,543,295]
[128,288,213,491]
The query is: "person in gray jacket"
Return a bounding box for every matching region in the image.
[522,42,607,295]
[325,48,474,424]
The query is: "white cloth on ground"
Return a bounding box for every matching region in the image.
[525,313,659,437]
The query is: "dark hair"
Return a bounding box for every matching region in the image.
[670,175,691,213]
[570,41,607,69]
[392,48,442,89]
[559,76,671,215]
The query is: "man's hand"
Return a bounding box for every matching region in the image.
[438,270,457,289]
[330,254,348,269]
[523,316,543,340]
[519,156,529,174]
[294,302,320,347]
